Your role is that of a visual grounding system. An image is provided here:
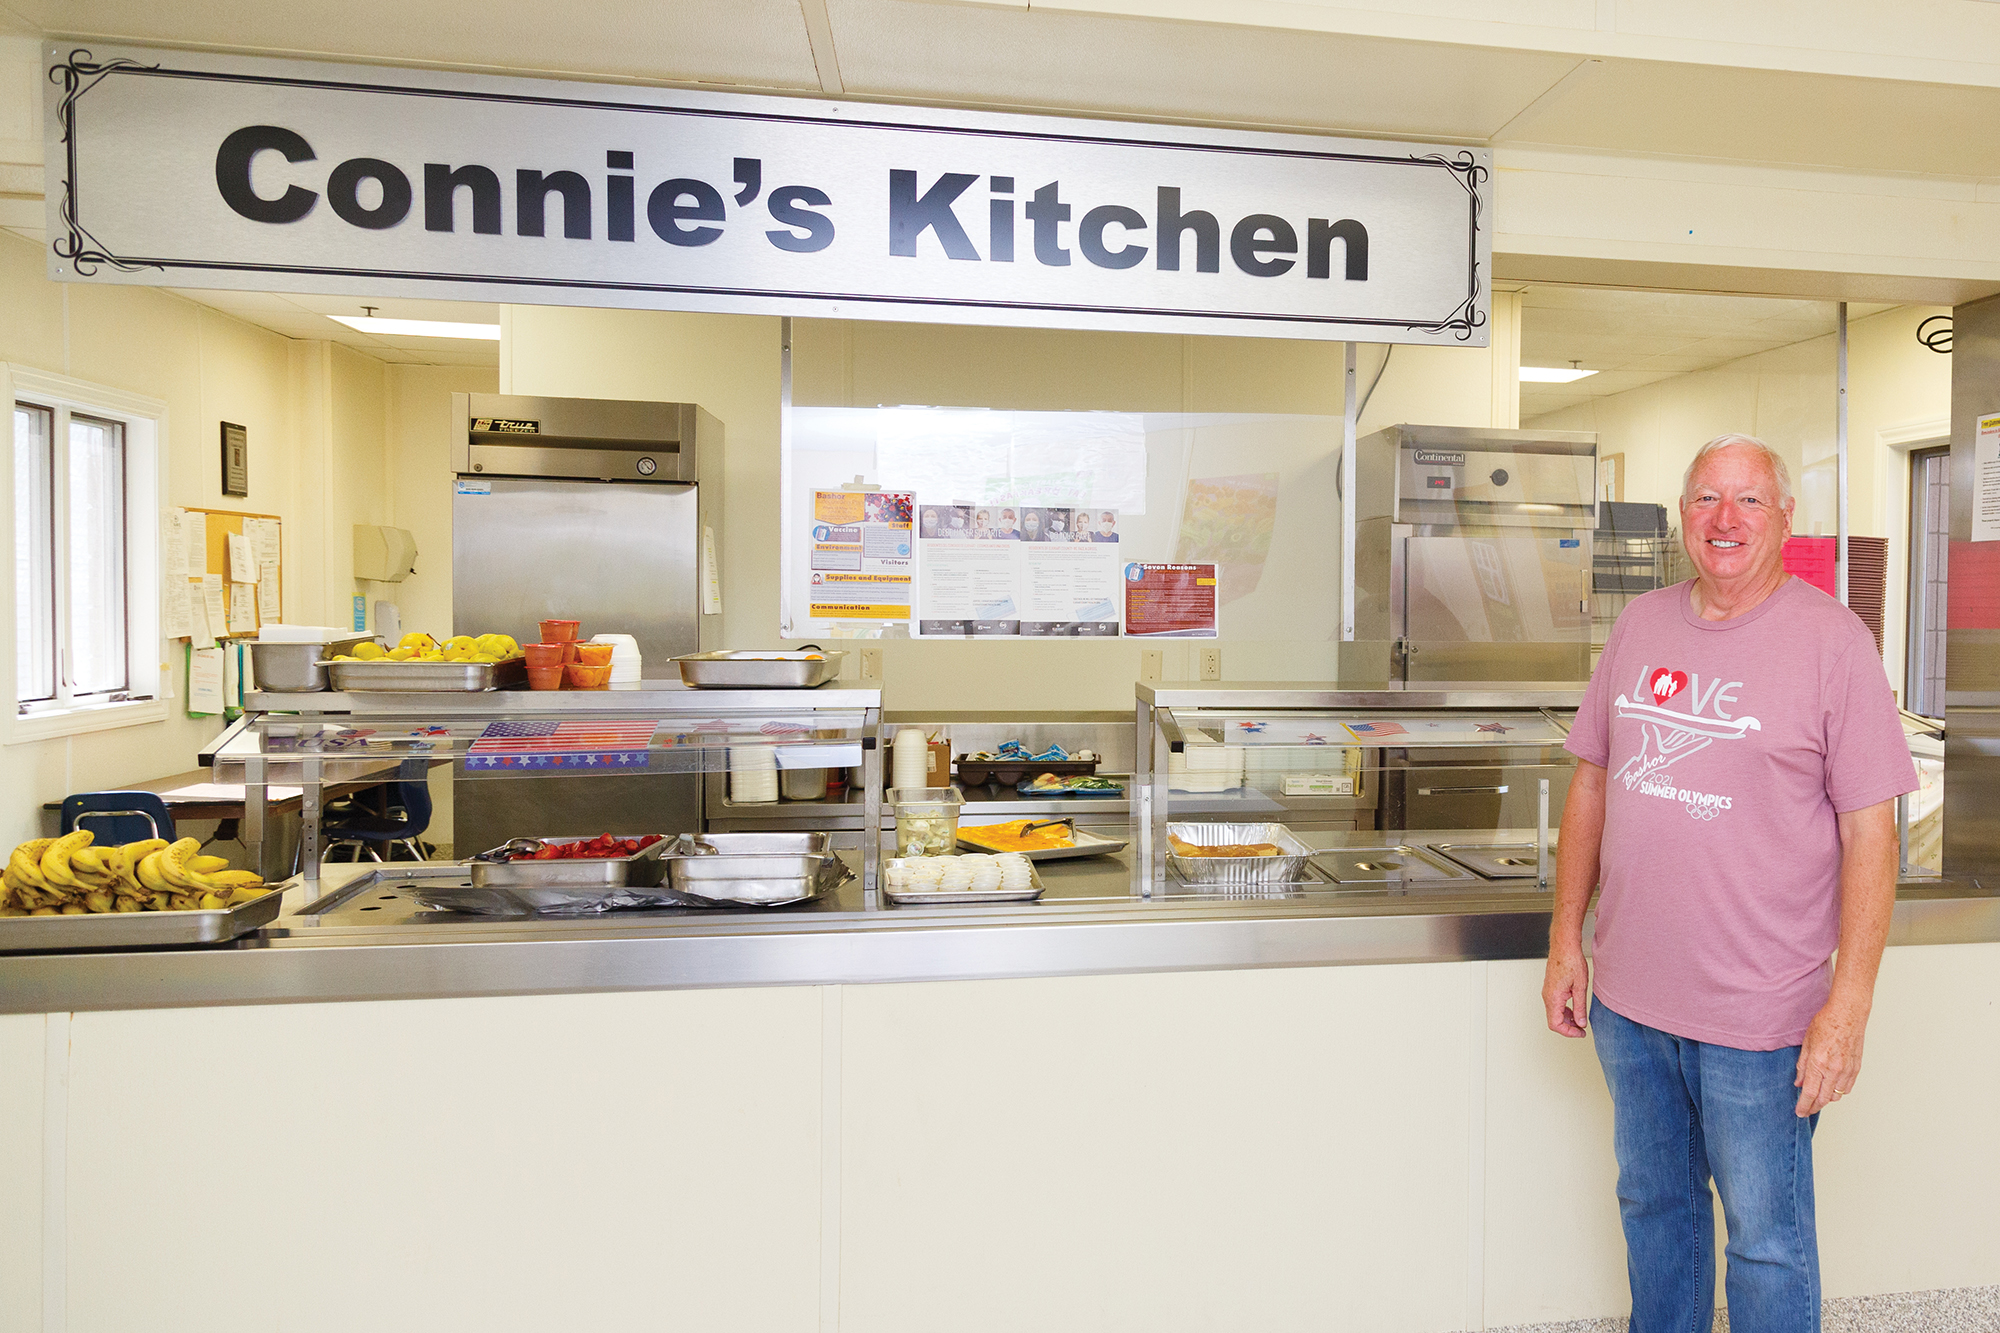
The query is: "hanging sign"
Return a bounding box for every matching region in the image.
[46,45,1490,345]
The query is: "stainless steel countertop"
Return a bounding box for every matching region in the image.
[3,829,1992,1014]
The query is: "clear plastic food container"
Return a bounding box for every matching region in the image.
[890,787,962,857]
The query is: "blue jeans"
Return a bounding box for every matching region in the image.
[1591,998,1821,1333]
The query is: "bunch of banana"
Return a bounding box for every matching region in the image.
[1,832,266,916]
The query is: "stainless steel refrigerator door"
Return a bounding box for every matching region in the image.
[453,477,699,666]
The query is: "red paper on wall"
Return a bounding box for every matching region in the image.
[1948,540,2000,630]
[1123,563,1218,638]
[1781,536,1837,596]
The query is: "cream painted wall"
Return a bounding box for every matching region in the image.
[0,227,459,847]
[503,303,1517,710]
[1526,305,1950,702]
[382,364,498,643]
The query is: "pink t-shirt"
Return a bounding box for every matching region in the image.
[1566,576,1917,1050]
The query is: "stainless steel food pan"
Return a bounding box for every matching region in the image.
[672,651,845,688]
[252,635,378,692]
[0,888,283,953]
[662,849,848,906]
[323,658,527,692]
[1165,822,1315,885]
[1425,842,1554,880]
[1314,845,1467,885]
[468,835,669,889]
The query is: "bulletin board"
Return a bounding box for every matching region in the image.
[175,506,283,640]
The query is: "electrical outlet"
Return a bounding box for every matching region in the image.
[860,647,883,681]
[1200,645,1222,680]
[1141,649,1163,683]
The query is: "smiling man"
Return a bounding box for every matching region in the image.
[1543,434,1917,1333]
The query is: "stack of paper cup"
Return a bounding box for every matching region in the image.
[729,744,779,803]
[590,633,642,684]
[891,727,931,791]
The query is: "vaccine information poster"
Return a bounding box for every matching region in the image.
[917,503,1122,636]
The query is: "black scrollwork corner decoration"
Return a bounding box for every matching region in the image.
[1406,149,1489,342]
[49,49,164,276]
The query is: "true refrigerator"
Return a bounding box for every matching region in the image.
[449,392,723,852]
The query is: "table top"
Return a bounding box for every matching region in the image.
[42,763,405,816]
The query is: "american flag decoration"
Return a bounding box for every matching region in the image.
[1343,720,1409,740]
[465,719,660,770]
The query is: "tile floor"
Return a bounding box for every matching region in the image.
[1488,1284,2000,1333]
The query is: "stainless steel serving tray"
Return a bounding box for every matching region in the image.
[323,658,527,692]
[882,858,1045,905]
[1426,842,1553,880]
[0,888,283,953]
[1314,845,1467,885]
[956,821,1128,861]
[672,651,845,689]
[1165,822,1314,885]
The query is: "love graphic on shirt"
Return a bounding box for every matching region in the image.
[1649,669,1689,705]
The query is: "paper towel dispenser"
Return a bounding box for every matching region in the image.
[353,525,419,582]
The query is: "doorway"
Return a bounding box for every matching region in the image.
[1906,445,1951,718]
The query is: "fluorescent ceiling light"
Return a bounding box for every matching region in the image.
[328,315,501,340]
[1518,365,1597,383]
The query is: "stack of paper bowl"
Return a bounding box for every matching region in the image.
[891,727,931,791]
[590,633,642,684]
[729,745,779,803]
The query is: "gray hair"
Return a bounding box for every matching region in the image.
[1681,433,1793,507]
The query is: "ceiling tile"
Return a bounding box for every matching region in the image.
[827,0,1578,138]
[17,0,822,90]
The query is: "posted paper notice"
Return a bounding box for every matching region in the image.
[1975,413,2000,543]
[807,490,913,622]
[1123,563,1218,637]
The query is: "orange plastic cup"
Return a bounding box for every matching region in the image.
[523,642,565,669]
[565,663,613,690]
[526,665,565,691]
[574,641,614,667]
[539,619,580,643]
[561,642,581,665]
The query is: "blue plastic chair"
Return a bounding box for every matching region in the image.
[322,772,433,862]
[60,792,175,845]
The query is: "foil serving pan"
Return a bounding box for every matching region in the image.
[1165,822,1314,885]
[672,651,845,689]
[0,887,284,953]
[323,658,527,692]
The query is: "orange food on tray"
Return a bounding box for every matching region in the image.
[959,819,1078,852]
[1168,834,1283,858]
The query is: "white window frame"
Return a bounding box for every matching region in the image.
[3,363,165,743]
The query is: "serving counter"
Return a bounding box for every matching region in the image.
[6,682,1997,1333]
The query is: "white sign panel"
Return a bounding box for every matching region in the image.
[46,45,1490,344]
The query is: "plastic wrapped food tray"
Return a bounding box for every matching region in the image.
[1165,822,1315,885]
[661,832,847,906]
[882,858,1045,905]
[324,658,527,692]
[0,887,284,952]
